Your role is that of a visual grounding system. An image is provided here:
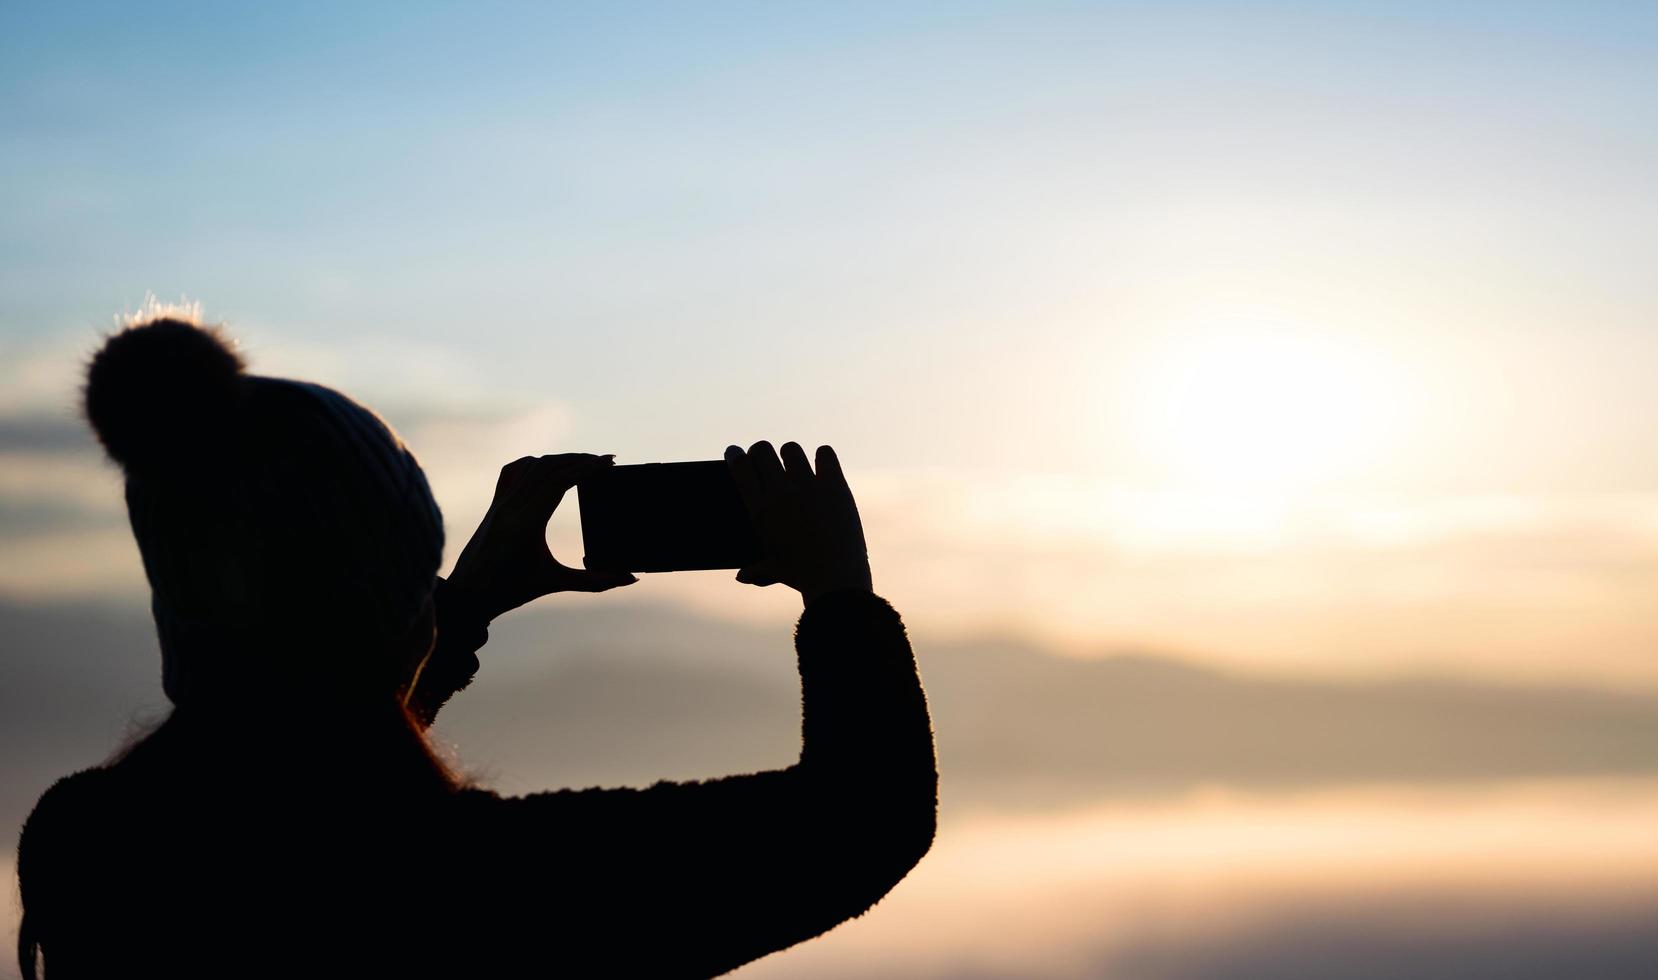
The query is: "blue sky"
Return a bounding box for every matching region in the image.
[6,3,1657,464]
[6,1,1658,681]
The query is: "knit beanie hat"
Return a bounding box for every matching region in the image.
[83,317,445,706]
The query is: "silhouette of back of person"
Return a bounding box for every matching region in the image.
[15,317,936,978]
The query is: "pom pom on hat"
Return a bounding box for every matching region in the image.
[83,316,246,472]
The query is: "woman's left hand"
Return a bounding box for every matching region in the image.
[447,453,637,620]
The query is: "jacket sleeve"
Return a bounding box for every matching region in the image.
[465,589,938,978]
[404,577,490,728]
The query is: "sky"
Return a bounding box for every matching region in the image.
[7,3,1658,977]
[9,1,1658,685]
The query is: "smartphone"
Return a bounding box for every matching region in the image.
[578,460,765,573]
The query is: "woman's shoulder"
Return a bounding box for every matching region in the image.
[16,767,121,887]
[23,767,118,830]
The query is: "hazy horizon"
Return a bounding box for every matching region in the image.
[6,596,1658,979]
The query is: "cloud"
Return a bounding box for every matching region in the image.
[1105,888,1658,980]
[8,593,1658,818]
[0,328,580,600]
[0,450,122,515]
[0,414,95,454]
[12,428,1658,685]
[842,475,1658,685]
[399,401,576,523]
[237,330,548,421]
[435,605,1658,806]
[732,781,1658,980]
[7,594,1658,980]
[11,329,1658,685]
[0,526,145,600]
[0,334,93,418]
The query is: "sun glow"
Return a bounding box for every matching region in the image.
[1125,327,1407,491]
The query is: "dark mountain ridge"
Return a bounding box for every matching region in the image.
[5,598,1657,825]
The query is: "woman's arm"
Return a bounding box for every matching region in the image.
[438,442,935,976]
[408,453,637,727]
[466,587,935,978]
[402,576,492,727]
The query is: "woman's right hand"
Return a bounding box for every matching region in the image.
[447,453,637,620]
[724,441,873,606]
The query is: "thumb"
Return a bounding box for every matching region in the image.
[548,566,639,594]
[735,560,783,587]
[570,569,640,593]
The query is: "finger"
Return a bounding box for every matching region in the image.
[558,568,639,593]
[779,441,813,484]
[528,454,613,515]
[496,456,538,494]
[747,440,787,490]
[522,459,575,518]
[815,444,848,489]
[584,570,639,593]
[726,444,761,510]
[735,563,782,587]
[557,452,614,467]
[542,453,614,487]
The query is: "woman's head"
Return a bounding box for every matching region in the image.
[84,314,445,707]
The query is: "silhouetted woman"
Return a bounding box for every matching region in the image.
[15,316,936,978]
